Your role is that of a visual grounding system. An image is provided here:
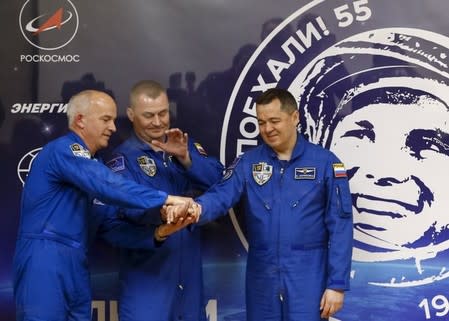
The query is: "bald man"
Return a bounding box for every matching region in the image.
[13,90,191,321]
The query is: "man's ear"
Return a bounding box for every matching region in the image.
[75,113,85,129]
[293,110,300,127]
[127,107,134,122]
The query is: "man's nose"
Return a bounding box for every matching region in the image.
[110,121,117,132]
[153,115,161,126]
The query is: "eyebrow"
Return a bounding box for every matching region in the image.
[355,120,374,130]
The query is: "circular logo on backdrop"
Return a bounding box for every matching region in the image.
[222,0,449,289]
[19,0,79,50]
[17,147,42,185]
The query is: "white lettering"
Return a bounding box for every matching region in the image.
[242,97,257,117]
[296,21,324,49]
[40,103,51,112]
[267,59,291,82]
[91,300,105,321]
[281,37,306,64]
[239,116,259,139]
[251,74,277,93]
[58,104,68,113]
[91,300,118,321]
[11,103,21,113]
[19,54,81,63]
[9,103,68,114]
[31,104,41,113]
[237,138,258,157]
[22,104,32,113]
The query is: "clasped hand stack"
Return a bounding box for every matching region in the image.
[155,196,202,241]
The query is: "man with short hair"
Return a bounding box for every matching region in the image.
[97,80,223,321]
[179,88,353,321]
[13,90,191,321]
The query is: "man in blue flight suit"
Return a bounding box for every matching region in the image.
[177,88,353,321]
[13,90,192,321]
[96,80,223,321]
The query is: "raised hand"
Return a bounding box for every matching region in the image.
[151,128,191,168]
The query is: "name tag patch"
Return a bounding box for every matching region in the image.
[295,167,316,179]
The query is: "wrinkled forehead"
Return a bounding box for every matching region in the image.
[89,96,117,116]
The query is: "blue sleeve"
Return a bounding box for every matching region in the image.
[196,156,245,224]
[90,202,157,249]
[183,140,224,190]
[324,153,353,291]
[49,143,168,212]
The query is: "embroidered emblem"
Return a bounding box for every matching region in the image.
[137,156,157,177]
[252,162,273,185]
[222,156,241,180]
[107,156,125,172]
[70,143,91,159]
[194,142,207,156]
[295,167,316,179]
[333,163,347,178]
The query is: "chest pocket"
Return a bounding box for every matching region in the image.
[289,179,324,205]
[246,178,274,211]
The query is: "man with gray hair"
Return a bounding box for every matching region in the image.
[13,90,193,321]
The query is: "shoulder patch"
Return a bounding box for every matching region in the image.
[107,156,125,172]
[333,163,347,178]
[70,143,91,159]
[194,142,207,156]
[222,156,242,180]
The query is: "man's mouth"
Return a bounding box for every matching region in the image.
[353,193,422,219]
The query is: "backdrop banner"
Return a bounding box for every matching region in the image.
[1,1,449,320]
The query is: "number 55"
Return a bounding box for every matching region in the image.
[334,0,372,28]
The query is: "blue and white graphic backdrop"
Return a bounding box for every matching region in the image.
[1,1,449,320]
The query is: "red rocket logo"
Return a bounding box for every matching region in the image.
[32,8,64,35]
[19,0,79,50]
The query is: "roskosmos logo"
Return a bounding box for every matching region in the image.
[17,147,42,186]
[223,0,449,288]
[19,0,79,62]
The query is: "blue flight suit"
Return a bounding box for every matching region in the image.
[13,131,168,321]
[197,134,353,321]
[99,133,223,321]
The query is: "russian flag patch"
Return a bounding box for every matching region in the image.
[333,163,347,178]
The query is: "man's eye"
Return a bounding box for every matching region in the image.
[341,120,375,142]
[341,129,375,142]
[406,129,449,159]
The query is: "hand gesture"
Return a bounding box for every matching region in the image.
[151,128,191,168]
[161,200,201,224]
[154,214,197,241]
[163,195,193,223]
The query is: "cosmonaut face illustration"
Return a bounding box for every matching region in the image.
[331,97,449,251]
[290,28,449,267]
